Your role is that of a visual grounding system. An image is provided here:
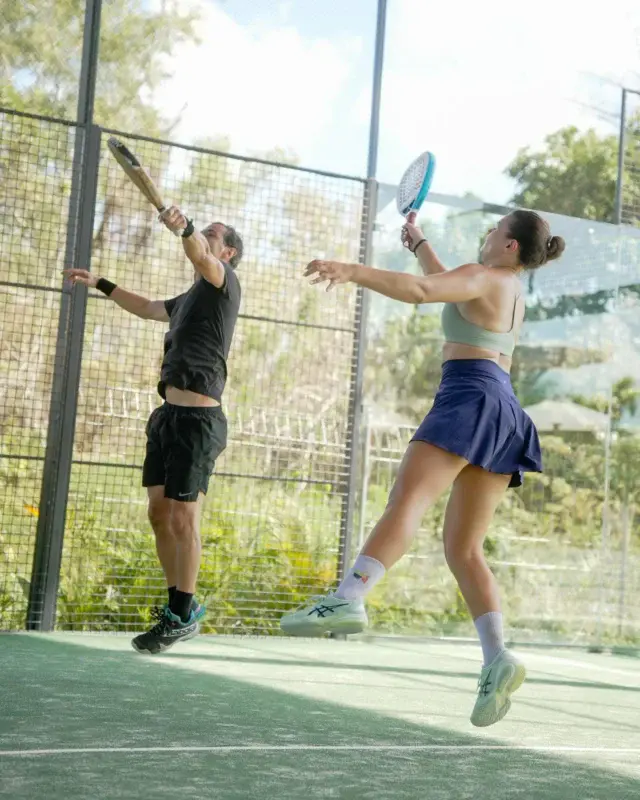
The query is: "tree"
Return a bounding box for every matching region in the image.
[506,117,640,228]
[506,126,619,222]
[0,0,198,134]
[572,377,639,430]
[365,309,443,422]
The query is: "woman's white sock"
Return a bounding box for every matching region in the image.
[474,611,505,666]
[334,555,386,601]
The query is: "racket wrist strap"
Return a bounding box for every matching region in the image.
[96,278,117,296]
[412,238,427,256]
[181,219,195,239]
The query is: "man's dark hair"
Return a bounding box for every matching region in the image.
[222,224,243,269]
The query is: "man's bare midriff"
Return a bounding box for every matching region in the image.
[165,386,220,407]
[442,342,512,374]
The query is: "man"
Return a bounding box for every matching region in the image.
[64,208,243,653]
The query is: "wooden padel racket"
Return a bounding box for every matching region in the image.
[107,137,184,236]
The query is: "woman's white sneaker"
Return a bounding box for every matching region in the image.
[280,593,368,637]
[470,649,526,727]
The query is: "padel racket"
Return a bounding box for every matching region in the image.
[107,137,184,236]
[396,151,436,217]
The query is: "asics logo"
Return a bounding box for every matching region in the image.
[166,625,196,637]
[308,603,349,618]
[478,671,493,696]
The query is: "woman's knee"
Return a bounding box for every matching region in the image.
[444,538,484,573]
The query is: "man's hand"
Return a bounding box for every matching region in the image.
[160,206,188,236]
[304,260,357,291]
[63,268,98,288]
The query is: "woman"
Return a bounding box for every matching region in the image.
[280,209,565,728]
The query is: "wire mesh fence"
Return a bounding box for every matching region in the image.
[2,104,640,646]
[0,110,79,629]
[0,116,368,633]
[621,88,640,228]
[355,417,640,645]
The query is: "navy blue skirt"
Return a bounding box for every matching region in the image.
[411,360,542,488]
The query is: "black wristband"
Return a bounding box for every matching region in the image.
[181,219,195,238]
[96,278,117,296]
[412,238,427,256]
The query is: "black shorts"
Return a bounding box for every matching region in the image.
[142,403,227,502]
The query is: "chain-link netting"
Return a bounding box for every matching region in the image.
[3,108,640,647]
[0,110,78,629]
[56,132,366,632]
[621,89,640,228]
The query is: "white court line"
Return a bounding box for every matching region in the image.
[431,647,640,682]
[2,745,640,757]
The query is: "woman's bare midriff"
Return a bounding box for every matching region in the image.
[442,342,512,374]
[165,385,220,407]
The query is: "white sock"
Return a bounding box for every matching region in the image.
[335,555,386,601]
[473,612,505,666]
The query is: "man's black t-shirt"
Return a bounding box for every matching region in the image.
[159,263,241,403]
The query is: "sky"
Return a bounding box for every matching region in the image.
[142,0,640,207]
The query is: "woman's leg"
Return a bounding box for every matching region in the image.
[335,442,467,601]
[441,464,524,727]
[280,442,467,636]
[442,464,510,622]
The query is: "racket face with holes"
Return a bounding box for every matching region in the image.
[107,137,166,212]
[396,151,436,216]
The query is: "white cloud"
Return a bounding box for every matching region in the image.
[148,0,640,202]
[377,0,640,201]
[152,0,355,162]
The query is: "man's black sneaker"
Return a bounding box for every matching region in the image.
[131,606,199,654]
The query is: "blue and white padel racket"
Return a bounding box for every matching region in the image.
[396,151,436,217]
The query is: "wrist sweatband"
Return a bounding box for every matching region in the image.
[96,278,117,296]
[412,238,427,256]
[181,219,195,238]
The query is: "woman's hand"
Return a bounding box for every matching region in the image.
[401,211,425,253]
[304,260,357,291]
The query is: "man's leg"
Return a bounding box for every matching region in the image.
[166,493,205,622]
[131,489,204,654]
[163,406,226,621]
[141,407,179,606]
[147,485,177,602]
[132,406,202,654]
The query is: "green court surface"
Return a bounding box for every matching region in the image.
[1,634,639,799]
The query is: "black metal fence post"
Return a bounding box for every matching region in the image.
[26,0,103,630]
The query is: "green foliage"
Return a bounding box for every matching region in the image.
[365,308,443,421]
[572,377,639,429]
[0,0,199,134]
[505,126,618,222]
[505,115,640,228]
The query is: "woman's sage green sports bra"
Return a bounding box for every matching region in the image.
[441,298,519,357]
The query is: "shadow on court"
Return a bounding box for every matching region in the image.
[162,650,640,694]
[1,634,639,800]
